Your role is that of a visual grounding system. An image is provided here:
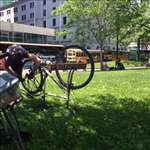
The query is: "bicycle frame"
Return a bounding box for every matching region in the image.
[37,63,75,109]
[21,59,75,109]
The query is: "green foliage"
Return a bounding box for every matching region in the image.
[54,0,150,47]
[54,0,110,48]
[107,0,150,45]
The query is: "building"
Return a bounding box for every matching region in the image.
[0,21,55,44]
[0,0,119,50]
[0,0,69,44]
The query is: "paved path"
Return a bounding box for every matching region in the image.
[95,66,150,71]
[125,66,148,70]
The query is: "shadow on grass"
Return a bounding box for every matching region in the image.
[2,94,150,150]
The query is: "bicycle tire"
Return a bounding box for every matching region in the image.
[55,45,95,90]
[21,59,44,94]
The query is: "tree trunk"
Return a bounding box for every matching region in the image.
[137,38,140,61]
[99,45,104,70]
[116,30,119,61]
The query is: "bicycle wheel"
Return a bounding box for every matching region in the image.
[21,59,44,94]
[55,45,95,90]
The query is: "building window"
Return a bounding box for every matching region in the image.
[7,19,11,22]
[52,18,56,26]
[7,10,11,14]
[30,23,34,26]
[14,17,18,22]
[43,0,46,5]
[53,0,56,2]
[14,7,18,13]
[63,16,67,25]
[43,9,46,16]
[43,20,46,27]
[22,15,26,20]
[21,5,26,11]
[0,12,4,16]
[52,7,56,10]
[30,13,34,18]
[30,2,34,8]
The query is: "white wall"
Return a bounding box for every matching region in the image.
[0,7,14,23]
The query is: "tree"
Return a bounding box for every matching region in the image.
[54,0,150,65]
[104,0,150,62]
[54,0,111,69]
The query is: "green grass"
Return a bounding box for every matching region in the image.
[2,69,150,150]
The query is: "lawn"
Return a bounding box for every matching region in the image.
[1,69,150,150]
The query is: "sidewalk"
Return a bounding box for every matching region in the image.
[125,66,149,70]
[125,65,150,70]
[95,66,150,71]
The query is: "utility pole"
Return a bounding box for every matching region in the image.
[116,7,120,62]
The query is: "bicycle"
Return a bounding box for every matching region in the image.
[20,45,95,108]
[0,45,94,147]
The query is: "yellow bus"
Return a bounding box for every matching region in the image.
[66,48,129,63]
[66,48,87,64]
